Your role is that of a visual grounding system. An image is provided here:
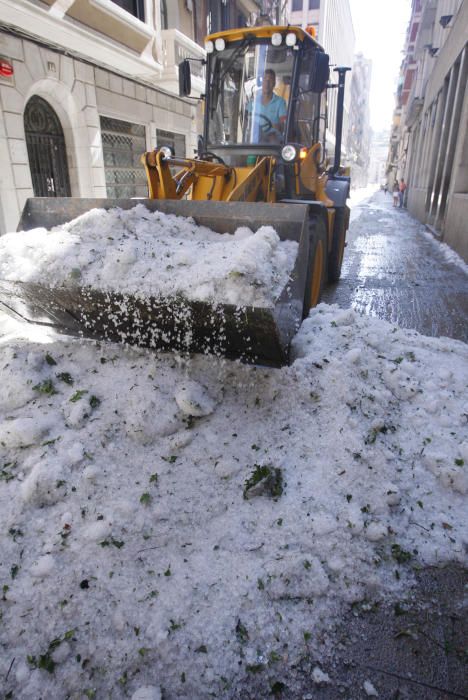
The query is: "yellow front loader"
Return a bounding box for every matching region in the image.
[0,25,351,366]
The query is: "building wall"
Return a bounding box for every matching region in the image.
[347,53,372,187]
[405,0,468,260]
[286,0,355,166]
[0,29,195,234]
[369,131,391,184]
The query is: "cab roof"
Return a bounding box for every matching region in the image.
[205,25,323,51]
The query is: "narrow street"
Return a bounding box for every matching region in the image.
[323,189,468,343]
[316,192,468,700]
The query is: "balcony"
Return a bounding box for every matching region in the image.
[160,29,206,96]
[67,0,154,54]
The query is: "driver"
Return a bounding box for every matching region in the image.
[247,69,287,143]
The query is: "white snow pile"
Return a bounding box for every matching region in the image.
[0,204,298,307]
[0,304,467,699]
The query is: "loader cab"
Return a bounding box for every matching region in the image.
[199,26,329,173]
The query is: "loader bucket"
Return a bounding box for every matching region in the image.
[1,198,314,366]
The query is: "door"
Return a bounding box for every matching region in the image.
[24,96,71,197]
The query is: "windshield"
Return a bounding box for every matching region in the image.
[206,41,295,147]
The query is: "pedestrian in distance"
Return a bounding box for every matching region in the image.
[392,182,399,207]
[399,178,407,208]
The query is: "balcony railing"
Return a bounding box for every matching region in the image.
[161,29,206,96]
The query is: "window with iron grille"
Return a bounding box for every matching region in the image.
[100,116,148,198]
[156,129,186,157]
[110,0,145,21]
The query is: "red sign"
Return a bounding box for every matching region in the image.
[0,61,14,77]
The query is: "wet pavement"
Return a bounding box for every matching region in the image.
[323,190,468,343]
[313,192,468,700]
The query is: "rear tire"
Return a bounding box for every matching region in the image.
[302,215,328,319]
[328,206,349,283]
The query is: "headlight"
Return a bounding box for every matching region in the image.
[281,145,297,162]
[205,41,214,53]
[215,38,226,51]
[271,32,282,46]
[160,146,172,160]
[285,32,297,47]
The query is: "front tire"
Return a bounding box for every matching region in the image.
[328,206,349,283]
[302,215,328,319]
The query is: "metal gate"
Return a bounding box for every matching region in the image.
[100,116,148,198]
[24,96,71,198]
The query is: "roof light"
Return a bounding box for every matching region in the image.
[271,32,282,46]
[281,145,297,162]
[215,38,226,51]
[285,32,297,47]
[305,25,317,38]
[205,40,214,53]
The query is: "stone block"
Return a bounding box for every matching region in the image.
[0,187,20,234]
[96,89,152,123]
[85,83,97,108]
[95,68,109,90]
[60,55,75,88]
[8,138,28,164]
[0,86,24,114]
[90,145,104,167]
[135,84,146,102]
[24,43,45,83]
[93,186,107,198]
[92,167,106,188]
[146,88,158,106]
[13,163,32,189]
[16,188,34,215]
[40,48,59,77]
[122,79,135,99]
[87,126,102,148]
[72,80,86,110]
[0,34,24,61]
[4,112,24,139]
[11,60,33,97]
[83,106,100,127]
[109,74,123,94]
[75,61,94,84]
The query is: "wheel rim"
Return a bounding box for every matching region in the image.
[309,240,324,307]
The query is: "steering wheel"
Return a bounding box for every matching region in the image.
[251,113,274,134]
[200,151,227,166]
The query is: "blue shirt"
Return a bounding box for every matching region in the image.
[248,92,287,128]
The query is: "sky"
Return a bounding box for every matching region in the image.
[349,0,412,133]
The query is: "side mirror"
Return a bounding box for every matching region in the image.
[178,59,191,97]
[309,52,330,93]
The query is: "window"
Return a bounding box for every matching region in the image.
[308,0,319,8]
[292,0,302,10]
[100,116,148,198]
[110,0,145,21]
[156,129,186,158]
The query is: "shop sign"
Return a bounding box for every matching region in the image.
[0,57,14,85]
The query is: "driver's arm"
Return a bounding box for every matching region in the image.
[275,97,287,133]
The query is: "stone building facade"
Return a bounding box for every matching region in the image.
[388,0,467,261]
[0,0,261,235]
[347,53,372,188]
[287,0,355,169]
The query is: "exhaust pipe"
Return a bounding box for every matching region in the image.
[330,66,351,176]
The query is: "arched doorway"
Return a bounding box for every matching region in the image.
[24,95,71,197]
